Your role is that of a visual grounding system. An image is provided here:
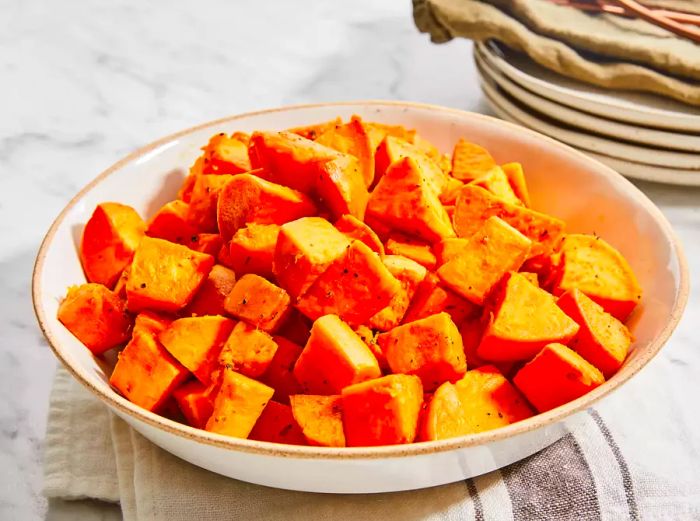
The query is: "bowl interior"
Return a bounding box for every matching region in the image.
[34,101,685,454]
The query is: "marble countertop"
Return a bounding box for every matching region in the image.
[1,1,698,519]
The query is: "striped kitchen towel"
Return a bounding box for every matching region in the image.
[44,367,700,520]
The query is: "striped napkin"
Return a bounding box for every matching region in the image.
[44,367,698,520]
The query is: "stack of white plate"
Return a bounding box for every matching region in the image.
[475,41,700,186]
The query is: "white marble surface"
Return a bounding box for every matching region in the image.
[1,1,698,519]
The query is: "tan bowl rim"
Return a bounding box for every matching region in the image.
[32,100,690,460]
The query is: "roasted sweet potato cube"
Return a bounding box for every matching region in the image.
[273,217,350,299]
[341,374,423,446]
[552,234,642,321]
[288,117,342,140]
[158,316,235,384]
[354,325,387,370]
[501,162,531,207]
[132,310,172,336]
[217,172,317,241]
[184,233,223,256]
[126,237,214,313]
[438,216,531,305]
[439,176,465,205]
[228,223,280,278]
[145,200,198,244]
[173,380,214,429]
[219,321,279,378]
[315,154,369,221]
[453,186,565,258]
[80,202,145,288]
[224,274,291,333]
[451,138,496,182]
[249,401,306,445]
[316,116,375,187]
[57,283,132,355]
[200,133,252,175]
[185,264,236,317]
[374,136,447,194]
[403,273,480,327]
[335,214,384,255]
[367,157,454,243]
[295,240,401,325]
[557,289,631,377]
[470,166,521,206]
[187,174,235,232]
[385,235,437,271]
[293,314,381,395]
[260,336,304,404]
[290,394,345,447]
[205,369,274,438]
[478,273,580,361]
[514,343,604,412]
[379,312,466,391]
[435,237,468,266]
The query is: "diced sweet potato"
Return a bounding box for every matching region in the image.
[205,369,274,438]
[514,343,604,412]
[453,186,565,258]
[216,172,317,241]
[187,174,235,232]
[437,216,531,305]
[439,176,465,205]
[315,154,369,221]
[293,314,381,394]
[249,401,306,445]
[185,264,236,317]
[132,311,172,336]
[557,289,631,377]
[366,122,416,143]
[379,312,466,391]
[369,255,428,331]
[158,316,234,384]
[374,136,447,194]
[501,162,531,207]
[145,200,198,244]
[290,394,345,447]
[228,223,280,278]
[261,336,304,404]
[224,274,291,333]
[341,374,423,446]
[173,380,214,429]
[385,235,437,271]
[469,166,521,206]
[184,233,223,256]
[519,271,540,287]
[80,202,145,288]
[295,240,401,325]
[459,317,488,369]
[551,234,642,321]
[478,273,580,361]
[354,324,387,370]
[435,237,468,266]
[335,214,384,255]
[273,217,351,299]
[200,133,252,175]
[219,321,279,378]
[451,139,496,182]
[57,283,132,355]
[403,273,480,327]
[113,265,130,299]
[126,237,214,313]
[216,242,236,270]
[316,116,375,187]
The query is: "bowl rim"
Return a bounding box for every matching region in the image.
[32,100,690,460]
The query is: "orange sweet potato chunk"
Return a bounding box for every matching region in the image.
[451,138,496,182]
[290,394,346,447]
[501,162,531,207]
[228,223,280,278]
[57,283,132,355]
[552,234,642,321]
[184,233,223,256]
[145,200,198,244]
[293,314,381,395]
[216,172,317,241]
[185,264,236,317]
[126,237,214,313]
[187,174,235,233]
[219,321,279,378]
[439,176,465,205]
[453,185,565,258]
[374,136,447,194]
[249,401,306,445]
[437,216,531,305]
[335,214,384,255]
[315,154,369,221]
[80,202,145,288]
[224,274,291,333]
[514,343,604,412]
[295,240,401,326]
[261,336,304,404]
[367,157,454,243]
[316,116,375,187]
[385,235,437,271]
[469,166,521,206]
[341,374,423,446]
[557,289,631,378]
[379,312,466,391]
[478,273,580,361]
[354,324,387,370]
[435,237,468,266]
[403,273,480,327]
[158,316,234,384]
[205,368,274,438]
[200,133,252,175]
[288,118,343,140]
[173,380,214,429]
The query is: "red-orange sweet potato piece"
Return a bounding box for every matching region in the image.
[228,223,280,278]
[275,309,312,346]
[224,274,291,333]
[315,154,369,221]
[57,283,132,355]
[200,133,252,175]
[178,157,203,204]
[288,118,343,140]
[126,237,214,313]
[219,321,279,379]
[403,273,480,327]
[80,202,145,288]
[113,264,130,299]
[184,233,224,256]
[290,394,345,447]
[173,380,215,429]
[186,174,235,233]
[335,214,384,255]
[459,317,488,369]
[293,314,381,395]
[451,138,496,181]
[354,325,387,371]
[185,264,236,317]
[374,136,447,194]
[385,235,437,271]
[513,343,604,412]
[249,401,306,445]
[145,200,198,244]
[501,162,531,207]
[434,237,468,266]
[316,116,375,187]
[261,336,304,404]
[341,374,423,447]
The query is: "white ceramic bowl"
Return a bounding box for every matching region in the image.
[33,101,688,493]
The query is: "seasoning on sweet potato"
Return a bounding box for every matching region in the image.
[249,401,306,445]
[185,264,236,317]
[557,289,631,378]
[186,173,235,232]
[551,234,642,321]
[287,117,343,141]
[403,273,480,327]
[315,154,369,221]
[228,223,280,278]
[57,283,132,355]
[290,394,345,447]
[434,237,468,266]
[216,172,317,241]
[451,138,496,182]
[354,324,387,370]
[453,185,565,258]
[501,162,531,207]
[205,368,274,438]
[200,133,252,175]
[145,200,198,244]
[335,214,384,255]
[367,157,455,243]
[514,343,605,412]
[478,272,580,361]
[373,135,447,194]
[158,315,234,384]
[219,321,279,378]
[439,176,465,205]
[379,312,466,391]
[224,274,291,333]
[113,265,130,299]
[80,202,145,288]
[126,237,214,313]
[260,336,304,404]
[341,374,423,446]
[316,116,375,187]
[295,240,401,325]
[173,380,214,429]
[470,166,521,206]
[385,235,437,271]
[437,216,531,305]
[293,314,381,395]
[184,233,224,256]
